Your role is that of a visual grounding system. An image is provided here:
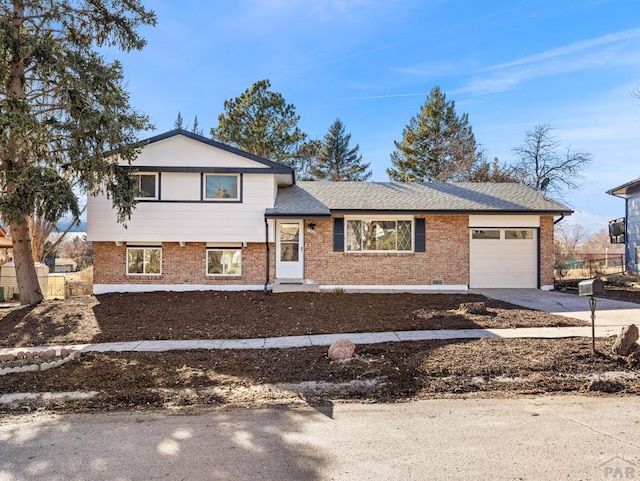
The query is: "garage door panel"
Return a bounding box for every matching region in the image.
[470,229,537,288]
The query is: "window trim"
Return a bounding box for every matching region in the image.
[344,216,414,253]
[134,173,159,200]
[126,246,162,276]
[203,173,242,202]
[206,247,242,276]
[471,229,501,240]
[504,229,534,240]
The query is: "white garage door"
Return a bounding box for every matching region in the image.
[470,229,537,288]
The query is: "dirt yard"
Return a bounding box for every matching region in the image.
[0,291,584,348]
[1,291,638,414]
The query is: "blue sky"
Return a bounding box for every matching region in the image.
[112,0,640,232]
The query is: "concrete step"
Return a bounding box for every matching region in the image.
[272,279,320,293]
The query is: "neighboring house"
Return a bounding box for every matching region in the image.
[52,257,78,273]
[87,129,572,294]
[0,225,13,264]
[607,178,640,274]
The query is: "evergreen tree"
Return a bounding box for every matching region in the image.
[312,119,371,181]
[211,79,306,167]
[174,111,185,130]
[0,1,156,304]
[294,140,322,181]
[387,86,479,182]
[192,115,203,135]
[464,157,517,182]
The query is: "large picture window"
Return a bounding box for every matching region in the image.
[207,249,241,275]
[346,219,412,252]
[135,173,158,199]
[204,174,240,200]
[127,247,162,275]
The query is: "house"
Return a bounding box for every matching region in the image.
[607,177,640,274]
[87,129,572,294]
[52,257,78,273]
[0,225,12,265]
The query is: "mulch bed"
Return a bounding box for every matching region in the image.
[0,292,584,348]
[3,290,636,414]
[1,337,638,413]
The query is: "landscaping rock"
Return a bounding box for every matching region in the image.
[328,339,356,361]
[457,302,487,315]
[612,324,639,356]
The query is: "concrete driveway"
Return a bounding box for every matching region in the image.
[474,288,640,328]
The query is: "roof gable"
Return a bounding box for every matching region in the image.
[127,130,294,185]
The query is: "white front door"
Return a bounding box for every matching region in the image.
[276,220,304,279]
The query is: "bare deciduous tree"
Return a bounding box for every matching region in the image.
[555,223,588,261]
[512,123,592,198]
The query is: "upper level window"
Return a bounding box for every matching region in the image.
[135,173,158,200]
[204,174,240,201]
[346,219,412,252]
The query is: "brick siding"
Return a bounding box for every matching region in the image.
[94,214,555,289]
[303,216,469,286]
[539,215,555,287]
[93,242,275,286]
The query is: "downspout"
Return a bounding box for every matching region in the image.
[553,214,565,225]
[264,217,270,293]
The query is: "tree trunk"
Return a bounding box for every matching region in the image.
[10,218,44,305]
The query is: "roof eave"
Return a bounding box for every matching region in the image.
[328,208,573,216]
[607,178,640,196]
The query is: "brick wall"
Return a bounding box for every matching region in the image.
[539,215,555,287]
[93,214,555,289]
[93,242,274,286]
[303,216,470,286]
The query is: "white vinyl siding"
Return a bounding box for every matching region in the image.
[88,174,275,242]
[469,215,540,228]
[130,135,272,169]
[161,173,200,201]
[470,228,537,288]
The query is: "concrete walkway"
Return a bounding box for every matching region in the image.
[1,289,636,356]
[473,288,640,326]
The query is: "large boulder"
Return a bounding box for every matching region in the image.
[612,324,639,356]
[328,339,356,361]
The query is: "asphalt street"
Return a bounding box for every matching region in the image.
[1,396,639,480]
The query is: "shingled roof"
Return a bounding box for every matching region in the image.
[265,181,572,217]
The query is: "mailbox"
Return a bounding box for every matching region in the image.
[578,278,605,297]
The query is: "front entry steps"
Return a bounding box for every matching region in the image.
[272,278,320,293]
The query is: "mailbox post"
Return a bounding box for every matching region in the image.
[578,278,605,354]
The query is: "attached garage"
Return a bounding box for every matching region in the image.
[468,216,541,289]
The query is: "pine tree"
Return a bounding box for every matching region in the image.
[174,111,185,130]
[312,119,371,181]
[192,115,203,135]
[294,140,322,181]
[0,1,156,304]
[387,86,479,182]
[211,79,306,167]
